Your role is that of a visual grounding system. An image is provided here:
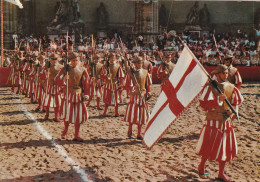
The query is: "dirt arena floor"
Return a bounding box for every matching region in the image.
[0,82,259,182]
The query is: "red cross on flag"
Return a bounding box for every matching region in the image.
[143,45,209,149]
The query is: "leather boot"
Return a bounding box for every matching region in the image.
[86,97,91,107]
[127,124,132,138]
[103,105,108,116]
[198,157,208,179]
[16,85,21,94]
[137,124,143,140]
[54,107,61,122]
[61,121,69,139]
[73,122,83,142]
[44,107,49,120]
[114,105,119,117]
[218,161,233,182]
[97,97,103,110]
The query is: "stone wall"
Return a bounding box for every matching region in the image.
[21,1,260,35]
[2,1,18,49]
[160,1,260,33]
[34,0,135,35]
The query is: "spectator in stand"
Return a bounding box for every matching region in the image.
[233,55,241,66]
[240,54,248,66]
[78,43,84,52]
[149,55,158,66]
[208,54,217,66]
[251,54,259,66]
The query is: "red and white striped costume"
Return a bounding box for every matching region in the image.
[28,65,38,102]
[55,67,89,124]
[43,84,62,108]
[42,63,63,109]
[124,64,152,139]
[124,72,152,125]
[35,64,46,109]
[124,94,149,125]
[230,68,242,90]
[89,77,103,99]
[102,64,124,106]
[87,61,105,109]
[123,72,133,97]
[157,61,175,91]
[196,84,243,162]
[8,62,15,88]
[22,61,31,96]
[9,61,22,91]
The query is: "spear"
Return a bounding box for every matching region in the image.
[91,34,97,101]
[66,32,69,113]
[119,36,149,117]
[39,39,41,52]
[34,62,40,101]
[212,34,222,63]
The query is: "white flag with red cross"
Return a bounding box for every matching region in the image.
[143,45,209,149]
[4,0,23,9]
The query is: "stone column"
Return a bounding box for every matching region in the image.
[19,0,36,36]
[151,2,159,42]
[135,1,159,44]
[2,1,18,49]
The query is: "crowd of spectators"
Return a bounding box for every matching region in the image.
[11,28,260,67]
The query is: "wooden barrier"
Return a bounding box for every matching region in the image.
[0,66,260,87]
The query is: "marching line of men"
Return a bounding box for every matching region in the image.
[7,49,242,142]
[6,48,243,182]
[7,49,175,141]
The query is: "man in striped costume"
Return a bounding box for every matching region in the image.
[87,54,104,110]
[157,54,175,90]
[55,52,89,141]
[102,53,125,117]
[196,64,243,182]
[124,56,151,140]
[42,53,63,122]
[35,55,46,112]
[223,55,242,90]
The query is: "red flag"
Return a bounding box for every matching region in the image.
[143,45,209,149]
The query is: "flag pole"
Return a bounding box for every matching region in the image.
[183,43,240,122]
[1,0,4,67]
[183,44,210,77]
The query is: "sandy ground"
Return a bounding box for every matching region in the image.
[0,82,259,182]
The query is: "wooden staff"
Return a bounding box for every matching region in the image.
[213,34,222,63]
[22,62,26,93]
[105,51,116,108]
[6,64,14,85]
[135,40,138,49]
[34,64,39,101]
[11,66,14,86]
[39,39,41,52]
[184,44,240,122]
[14,37,17,51]
[108,66,116,107]
[60,39,63,51]
[66,32,69,112]
[91,34,96,100]
[45,67,49,95]
[119,36,149,116]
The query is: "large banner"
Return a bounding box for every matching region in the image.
[4,0,23,9]
[143,45,209,149]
